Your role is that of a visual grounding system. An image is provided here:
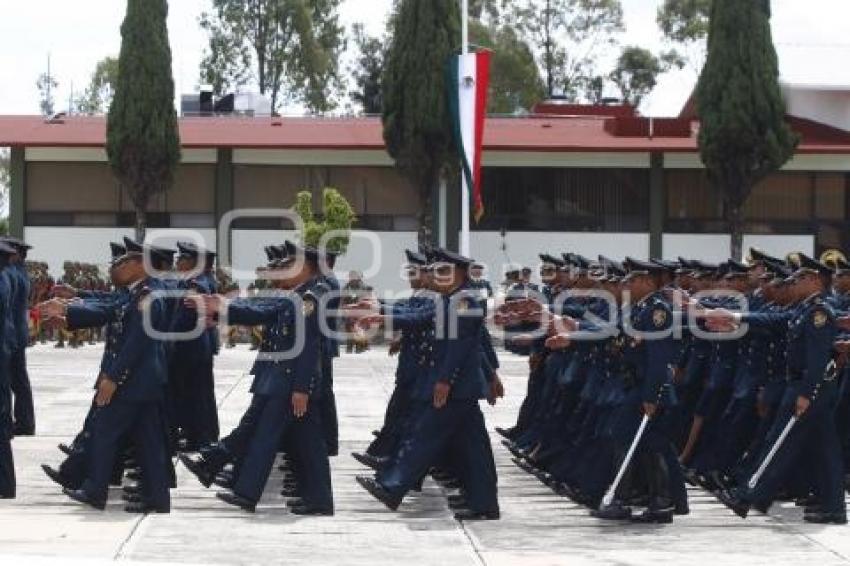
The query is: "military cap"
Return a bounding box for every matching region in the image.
[651,259,679,276]
[749,247,783,266]
[624,257,667,275]
[834,256,850,275]
[122,237,175,264]
[598,255,626,277]
[796,253,833,277]
[0,241,17,255]
[109,242,126,260]
[1,237,31,250]
[405,249,428,266]
[539,253,565,268]
[177,241,216,260]
[432,247,474,268]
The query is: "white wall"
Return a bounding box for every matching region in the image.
[25,227,218,277]
[784,86,850,133]
[470,231,651,285]
[663,233,815,262]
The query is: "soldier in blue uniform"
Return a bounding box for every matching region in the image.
[590,258,683,523]
[708,254,847,524]
[2,237,35,437]
[170,242,219,450]
[40,242,133,490]
[353,249,433,469]
[187,242,333,515]
[41,243,172,513]
[356,248,500,521]
[0,241,21,498]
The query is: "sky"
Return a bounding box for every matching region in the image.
[1,0,849,118]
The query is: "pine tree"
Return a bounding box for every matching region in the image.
[107,0,181,241]
[696,0,798,259]
[382,0,460,244]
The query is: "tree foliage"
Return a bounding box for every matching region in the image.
[509,0,624,100]
[106,0,181,241]
[76,57,119,115]
[610,46,683,107]
[348,23,385,115]
[199,0,345,113]
[470,21,546,114]
[696,0,798,259]
[382,0,460,244]
[657,0,711,71]
[294,188,356,255]
[36,72,58,117]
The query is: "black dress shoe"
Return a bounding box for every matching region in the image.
[674,502,690,516]
[356,476,401,511]
[447,494,466,505]
[41,464,70,489]
[125,469,142,482]
[125,502,169,514]
[718,490,750,519]
[179,453,215,488]
[63,488,106,510]
[795,494,819,507]
[372,429,381,438]
[213,472,235,489]
[13,426,35,437]
[121,492,142,503]
[630,507,674,524]
[351,452,388,471]
[289,504,334,516]
[494,427,514,439]
[591,502,632,520]
[454,509,500,521]
[804,512,848,524]
[58,443,73,456]
[216,491,256,513]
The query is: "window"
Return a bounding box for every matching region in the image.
[476,167,650,232]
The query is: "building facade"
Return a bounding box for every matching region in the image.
[3,88,850,293]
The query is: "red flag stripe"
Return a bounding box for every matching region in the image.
[473,51,490,221]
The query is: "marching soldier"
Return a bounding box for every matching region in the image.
[2,237,35,436]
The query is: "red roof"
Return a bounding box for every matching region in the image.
[1,114,850,154]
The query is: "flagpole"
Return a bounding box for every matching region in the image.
[460,0,471,257]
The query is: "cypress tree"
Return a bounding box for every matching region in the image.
[696,0,798,259]
[107,0,181,241]
[382,0,460,245]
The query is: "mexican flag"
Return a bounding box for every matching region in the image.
[447,49,491,223]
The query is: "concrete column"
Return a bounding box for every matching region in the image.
[9,147,25,239]
[215,148,234,251]
[649,152,665,259]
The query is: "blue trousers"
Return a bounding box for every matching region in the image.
[81,398,170,509]
[380,399,499,513]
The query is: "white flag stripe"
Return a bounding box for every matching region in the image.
[459,53,477,256]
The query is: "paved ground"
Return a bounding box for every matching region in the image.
[2,344,850,565]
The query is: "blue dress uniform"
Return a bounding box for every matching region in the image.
[3,238,35,436]
[0,242,19,498]
[49,290,133,490]
[595,281,684,522]
[363,249,433,461]
[728,291,846,521]
[363,271,499,518]
[319,266,340,456]
[67,278,171,510]
[170,243,220,449]
[222,279,333,512]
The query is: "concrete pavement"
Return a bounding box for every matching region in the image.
[1,344,849,565]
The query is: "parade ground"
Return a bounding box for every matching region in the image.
[0,344,849,566]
